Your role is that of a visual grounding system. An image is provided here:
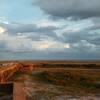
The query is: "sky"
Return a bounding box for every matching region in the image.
[0,0,100,60]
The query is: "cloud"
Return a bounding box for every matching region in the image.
[36,19,59,27]
[0,21,58,39]
[0,26,6,34]
[0,32,70,53]
[0,32,33,51]
[54,19,100,46]
[0,22,70,53]
[32,38,70,52]
[36,0,100,19]
[0,18,100,59]
[72,40,97,52]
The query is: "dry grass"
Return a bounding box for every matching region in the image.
[7,61,100,96]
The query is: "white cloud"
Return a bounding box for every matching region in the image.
[56,19,94,37]
[0,27,6,34]
[0,26,70,52]
[64,44,70,48]
[0,17,9,24]
[36,19,59,28]
[32,38,70,52]
[0,31,33,51]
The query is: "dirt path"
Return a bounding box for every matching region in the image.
[13,82,26,100]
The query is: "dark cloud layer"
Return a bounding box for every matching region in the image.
[61,30,100,45]
[0,22,58,38]
[0,22,57,33]
[36,0,100,19]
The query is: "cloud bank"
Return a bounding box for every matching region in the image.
[36,0,100,19]
[0,17,100,60]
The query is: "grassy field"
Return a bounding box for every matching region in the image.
[7,61,100,100]
[0,60,99,100]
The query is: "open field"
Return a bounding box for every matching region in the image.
[0,60,100,64]
[0,61,100,100]
[2,60,98,100]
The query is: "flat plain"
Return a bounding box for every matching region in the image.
[0,60,100,100]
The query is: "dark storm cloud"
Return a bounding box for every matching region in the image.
[36,0,100,19]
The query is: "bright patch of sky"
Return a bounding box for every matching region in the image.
[0,0,47,23]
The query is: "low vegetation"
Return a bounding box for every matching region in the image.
[1,61,100,99]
